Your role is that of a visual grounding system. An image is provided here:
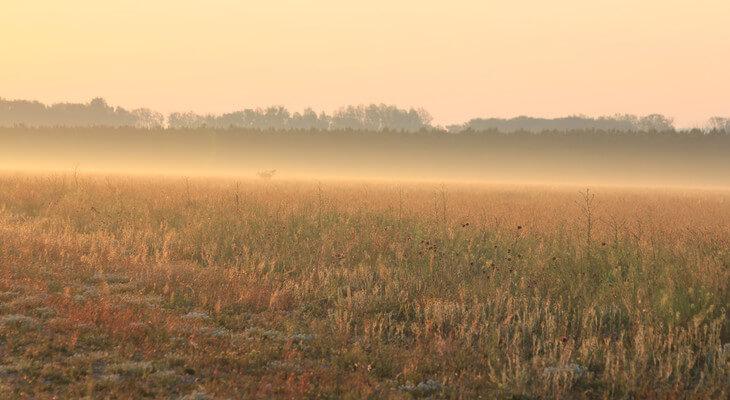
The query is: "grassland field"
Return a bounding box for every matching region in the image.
[0,173,728,399]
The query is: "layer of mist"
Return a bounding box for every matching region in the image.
[1,127,728,188]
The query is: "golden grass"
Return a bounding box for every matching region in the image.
[0,173,728,399]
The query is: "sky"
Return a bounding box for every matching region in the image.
[1,0,728,127]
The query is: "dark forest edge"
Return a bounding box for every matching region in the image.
[2,97,729,134]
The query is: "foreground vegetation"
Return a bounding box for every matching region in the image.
[0,174,728,399]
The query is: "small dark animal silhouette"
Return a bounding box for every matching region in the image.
[257,169,277,180]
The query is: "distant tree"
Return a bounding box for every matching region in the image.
[317,111,331,130]
[263,106,290,129]
[88,97,109,113]
[330,104,431,132]
[416,108,433,127]
[168,111,206,129]
[706,117,730,134]
[637,114,674,132]
[290,108,323,130]
[331,105,365,130]
[0,98,46,126]
[132,108,164,129]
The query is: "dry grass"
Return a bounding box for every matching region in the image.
[0,173,728,399]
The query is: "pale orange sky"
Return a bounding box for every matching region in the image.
[1,0,728,127]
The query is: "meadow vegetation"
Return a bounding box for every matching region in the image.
[0,174,728,399]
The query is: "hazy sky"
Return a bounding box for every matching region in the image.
[2,0,728,127]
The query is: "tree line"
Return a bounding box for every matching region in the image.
[1,97,728,134]
[446,114,678,133]
[0,98,164,129]
[0,98,432,132]
[169,104,432,131]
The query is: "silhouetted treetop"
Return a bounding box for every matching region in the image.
[447,114,676,133]
[0,97,163,129]
[167,104,431,132]
[706,117,730,135]
[1,97,726,134]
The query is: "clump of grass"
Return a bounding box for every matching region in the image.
[91,272,131,285]
[181,311,210,320]
[108,361,153,377]
[0,314,39,328]
[178,391,212,400]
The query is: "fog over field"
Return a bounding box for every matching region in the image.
[1,128,729,189]
[2,1,729,398]
[2,97,728,188]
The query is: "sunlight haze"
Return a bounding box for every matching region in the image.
[2,0,728,126]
